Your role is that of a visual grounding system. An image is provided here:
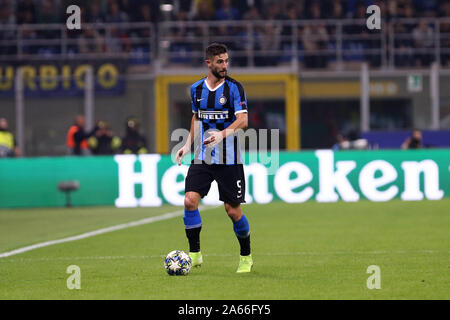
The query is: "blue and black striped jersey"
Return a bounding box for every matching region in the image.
[190,76,248,165]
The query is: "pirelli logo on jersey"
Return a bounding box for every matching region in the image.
[197,110,230,120]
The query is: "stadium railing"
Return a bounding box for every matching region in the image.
[0,22,155,66]
[1,18,450,70]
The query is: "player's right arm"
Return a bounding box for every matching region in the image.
[176,113,199,165]
[176,84,201,165]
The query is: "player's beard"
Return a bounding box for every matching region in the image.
[212,67,227,79]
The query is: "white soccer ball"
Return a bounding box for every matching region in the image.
[164,250,192,276]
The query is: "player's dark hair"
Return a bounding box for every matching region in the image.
[205,43,228,60]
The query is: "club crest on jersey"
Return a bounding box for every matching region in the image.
[198,110,229,120]
[218,95,227,105]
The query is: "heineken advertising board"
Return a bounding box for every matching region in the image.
[0,150,449,208]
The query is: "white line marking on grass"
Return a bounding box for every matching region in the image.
[0,206,218,259]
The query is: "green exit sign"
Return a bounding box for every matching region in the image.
[407,74,423,92]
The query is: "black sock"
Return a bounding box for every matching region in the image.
[237,234,251,256]
[185,227,201,252]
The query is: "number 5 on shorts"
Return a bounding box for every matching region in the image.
[237,180,242,198]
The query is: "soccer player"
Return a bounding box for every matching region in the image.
[175,43,252,273]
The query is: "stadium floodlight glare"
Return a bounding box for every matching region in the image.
[58,181,80,208]
[160,4,174,12]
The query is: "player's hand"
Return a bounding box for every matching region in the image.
[203,131,224,147]
[175,145,189,166]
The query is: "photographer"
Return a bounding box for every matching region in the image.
[121,117,148,154]
[0,118,21,158]
[66,115,99,156]
[401,129,423,149]
[88,121,121,155]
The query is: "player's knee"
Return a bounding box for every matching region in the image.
[184,194,199,211]
[225,203,241,221]
[227,211,240,222]
[225,202,239,211]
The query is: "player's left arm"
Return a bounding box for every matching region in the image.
[203,112,247,146]
[223,112,248,137]
[203,82,248,146]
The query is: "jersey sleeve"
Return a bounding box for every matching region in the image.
[190,85,197,114]
[232,82,248,115]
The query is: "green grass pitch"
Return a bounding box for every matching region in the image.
[0,200,449,300]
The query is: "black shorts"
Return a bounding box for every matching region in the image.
[185,163,246,204]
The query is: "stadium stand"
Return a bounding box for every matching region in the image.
[0,0,449,68]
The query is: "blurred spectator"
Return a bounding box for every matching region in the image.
[232,0,253,14]
[78,26,105,54]
[413,0,438,17]
[332,133,349,151]
[280,2,305,48]
[326,1,344,63]
[215,0,240,20]
[169,10,193,62]
[0,117,21,157]
[229,24,250,66]
[412,20,434,66]
[36,0,60,44]
[105,26,131,53]
[37,0,59,24]
[387,0,399,18]
[401,129,423,149]
[280,2,298,45]
[393,20,415,67]
[263,1,286,20]
[106,0,129,23]
[86,1,106,24]
[402,3,416,21]
[413,21,434,49]
[302,23,329,68]
[350,1,373,66]
[439,0,450,17]
[121,117,148,154]
[192,0,215,46]
[330,0,345,19]
[177,0,194,13]
[440,1,450,66]
[16,0,36,24]
[302,3,329,68]
[133,3,154,40]
[242,5,261,20]
[287,1,304,20]
[117,0,133,18]
[0,3,15,24]
[193,0,215,20]
[0,3,16,55]
[66,115,99,156]
[214,24,236,50]
[345,3,369,36]
[18,10,37,54]
[255,23,281,66]
[343,0,358,18]
[172,10,190,38]
[335,130,368,150]
[88,121,121,155]
[374,0,389,21]
[390,2,415,67]
[136,3,154,23]
[308,1,322,21]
